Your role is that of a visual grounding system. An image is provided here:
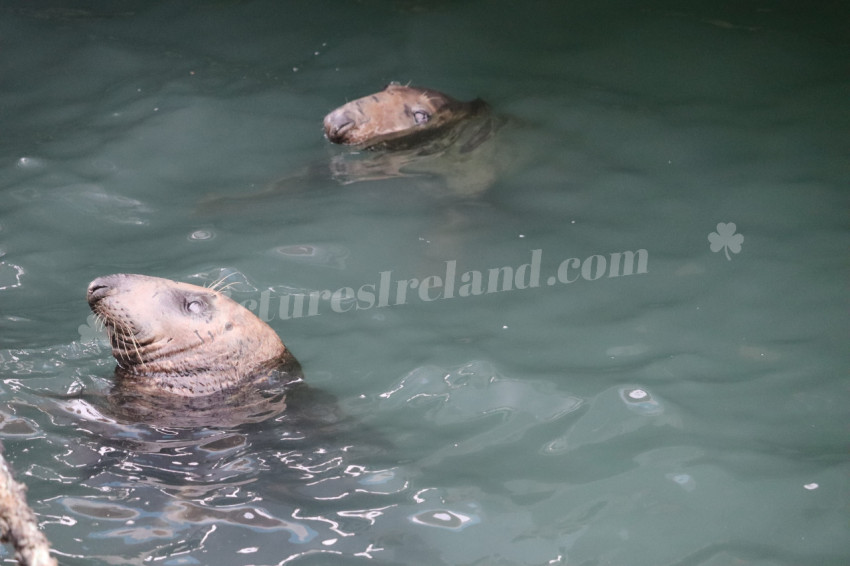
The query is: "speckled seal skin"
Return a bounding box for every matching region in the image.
[323,82,493,151]
[87,274,301,399]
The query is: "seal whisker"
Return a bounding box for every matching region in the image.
[112,323,146,370]
[208,271,241,292]
[214,280,241,294]
[130,333,147,371]
[93,313,107,332]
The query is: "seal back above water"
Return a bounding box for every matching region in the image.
[87,273,301,399]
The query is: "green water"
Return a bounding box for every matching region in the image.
[1,1,848,564]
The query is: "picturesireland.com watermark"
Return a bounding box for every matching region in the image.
[80,223,743,341]
[240,248,649,322]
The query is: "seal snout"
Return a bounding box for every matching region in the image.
[323,110,356,144]
[87,278,113,306]
[86,273,137,307]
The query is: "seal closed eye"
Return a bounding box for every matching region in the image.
[87,273,301,399]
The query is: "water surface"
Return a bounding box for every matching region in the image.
[1,1,848,565]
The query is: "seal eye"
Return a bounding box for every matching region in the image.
[185,299,205,315]
[413,110,430,125]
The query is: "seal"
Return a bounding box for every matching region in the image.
[323,82,495,152]
[319,82,505,194]
[200,83,507,213]
[87,273,301,400]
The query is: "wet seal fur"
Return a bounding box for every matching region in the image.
[324,82,495,152]
[87,274,302,426]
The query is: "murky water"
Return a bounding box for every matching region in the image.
[1,1,848,565]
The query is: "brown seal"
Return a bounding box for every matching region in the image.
[87,274,301,400]
[319,82,504,194]
[200,84,503,212]
[323,82,494,152]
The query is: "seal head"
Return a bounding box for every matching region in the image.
[323,82,490,151]
[87,273,300,398]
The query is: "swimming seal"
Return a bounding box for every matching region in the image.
[87,274,301,399]
[320,82,504,193]
[323,82,495,152]
[200,83,505,212]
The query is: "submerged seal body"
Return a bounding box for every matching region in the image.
[87,273,301,400]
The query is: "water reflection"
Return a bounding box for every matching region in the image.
[273,244,350,270]
[409,508,480,531]
[42,392,392,560]
[0,342,410,562]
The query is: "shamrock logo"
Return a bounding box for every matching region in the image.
[708,222,744,260]
[78,314,109,346]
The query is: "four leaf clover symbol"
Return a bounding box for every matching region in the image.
[78,313,109,346]
[708,222,744,260]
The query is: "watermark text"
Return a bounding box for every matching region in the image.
[241,248,649,322]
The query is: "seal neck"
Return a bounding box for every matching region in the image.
[115,350,303,398]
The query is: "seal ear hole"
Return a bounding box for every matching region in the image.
[224,322,233,332]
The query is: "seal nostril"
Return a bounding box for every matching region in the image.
[87,274,132,304]
[323,108,359,143]
[87,280,112,304]
[327,120,353,141]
